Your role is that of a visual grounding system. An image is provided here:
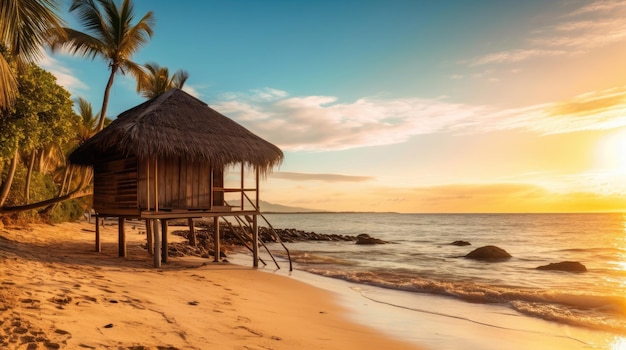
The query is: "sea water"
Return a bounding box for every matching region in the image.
[258,213,626,339]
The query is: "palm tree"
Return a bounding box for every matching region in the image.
[138,62,189,99]
[0,0,65,109]
[75,97,99,145]
[49,0,155,131]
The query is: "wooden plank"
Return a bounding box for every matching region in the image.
[213,216,220,262]
[186,161,193,208]
[188,218,196,246]
[178,159,185,209]
[252,215,258,268]
[145,219,153,255]
[92,208,141,217]
[95,216,101,252]
[153,219,161,268]
[119,217,126,257]
[140,209,258,219]
[161,219,168,263]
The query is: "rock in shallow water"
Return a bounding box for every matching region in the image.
[464,245,511,261]
[355,234,389,245]
[451,240,471,246]
[536,261,587,272]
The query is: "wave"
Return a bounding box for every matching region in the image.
[302,267,626,334]
[288,251,357,265]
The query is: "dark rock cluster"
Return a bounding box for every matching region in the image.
[165,221,389,259]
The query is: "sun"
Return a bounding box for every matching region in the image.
[597,128,626,173]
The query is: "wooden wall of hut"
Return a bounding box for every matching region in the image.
[137,158,225,211]
[93,155,138,214]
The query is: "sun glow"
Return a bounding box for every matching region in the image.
[597,128,626,174]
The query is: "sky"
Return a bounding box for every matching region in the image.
[42,0,626,213]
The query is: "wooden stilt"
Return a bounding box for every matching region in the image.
[118,217,126,257]
[213,216,220,262]
[161,219,168,263]
[188,218,196,246]
[95,216,101,252]
[252,215,259,268]
[145,219,153,255]
[153,219,161,268]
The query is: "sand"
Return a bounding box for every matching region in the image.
[0,219,421,350]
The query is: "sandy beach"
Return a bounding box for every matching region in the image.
[0,219,421,350]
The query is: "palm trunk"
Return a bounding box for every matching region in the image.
[60,165,72,196]
[24,149,36,204]
[1,187,92,214]
[97,66,118,131]
[0,149,19,207]
[43,164,73,214]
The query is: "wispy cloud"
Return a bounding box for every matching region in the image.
[216,89,487,151]
[39,51,88,92]
[469,49,569,66]
[468,0,626,66]
[271,172,374,182]
[477,87,626,134]
[215,85,626,151]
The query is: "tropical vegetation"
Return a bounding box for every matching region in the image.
[0,0,188,223]
[0,0,66,109]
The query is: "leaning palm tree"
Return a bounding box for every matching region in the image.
[0,0,65,109]
[137,62,189,99]
[49,0,155,131]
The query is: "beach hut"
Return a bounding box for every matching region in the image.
[69,89,283,267]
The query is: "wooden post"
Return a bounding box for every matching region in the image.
[188,218,196,246]
[213,216,220,262]
[146,158,150,211]
[241,163,244,210]
[154,159,159,212]
[145,219,153,255]
[252,214,259,268]
[161,219,168,263]
[118,217,126,257]
[209,166,213,210]
[95,216,101,252]
[255,167,260,209]
[153,219,161,268]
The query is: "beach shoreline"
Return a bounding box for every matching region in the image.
[0,220,420,349]
[1,219,623,350]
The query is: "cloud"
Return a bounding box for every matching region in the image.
[567,0,626,16]
[478,87,626,135]
[215,90,487,151]
[215,85,626,151]
[468,0,626,66]
[182,85,202,98]
[39,51,88,91]
[271,172,374,182]
[469,49,568,66]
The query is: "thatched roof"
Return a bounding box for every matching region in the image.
[69,89,283,171]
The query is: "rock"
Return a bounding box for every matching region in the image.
[451,240,471,246]
[464,245,511,261]
[355,234,388,245]
[536,261,587,272]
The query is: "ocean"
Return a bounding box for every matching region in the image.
[257,212,626,340]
